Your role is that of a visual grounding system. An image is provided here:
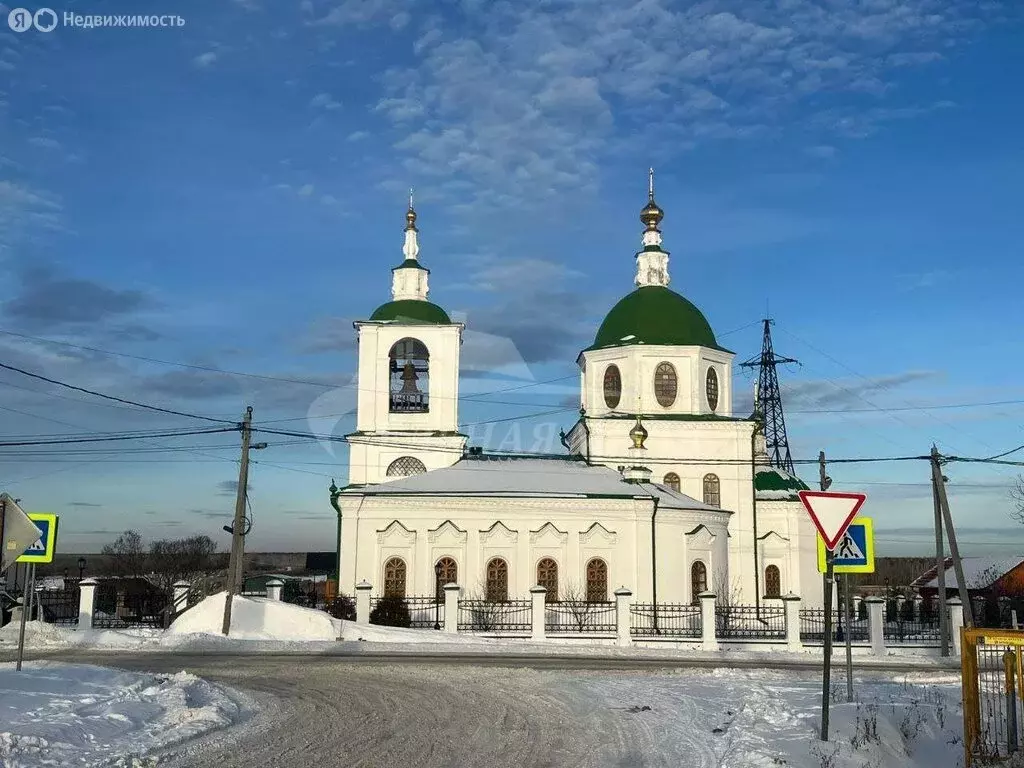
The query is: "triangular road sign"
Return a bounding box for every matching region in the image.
[798,490,867,550]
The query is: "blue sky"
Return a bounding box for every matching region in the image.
[0,0,1021,559]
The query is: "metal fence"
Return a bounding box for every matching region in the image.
[715,604,786,640]
[799,608,870,644]
[93,585,171,629]
[34,587,80,626]
[544,600,616,633]
[629,603,701,638]
[883,617,943,646]
[369,596,443,629]
[962,630,1024,766]
[457,600,532,633]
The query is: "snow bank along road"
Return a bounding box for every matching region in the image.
[32,653,963,768]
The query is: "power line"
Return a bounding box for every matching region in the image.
[0,361,235,424]
[0,427,237,448]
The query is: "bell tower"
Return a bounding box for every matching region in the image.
[346,194,467,485]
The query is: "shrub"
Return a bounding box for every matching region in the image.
[328,594,356,621]
[900,598,916,623]
[369,596,411,627]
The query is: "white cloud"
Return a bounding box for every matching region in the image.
[192,51,218,68]
[297,183,314,196]
[28,137,61,150]
[310,92,342,110]
[360,0,998,211]
[347,130,370,141]
[805,145,837,159]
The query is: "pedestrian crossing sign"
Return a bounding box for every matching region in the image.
[817,516,874,574]
[16,513,58,564]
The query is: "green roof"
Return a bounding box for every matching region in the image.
[755,467,810,499]
[589,286,729,352]
[368,300,451,324]
[393,259,428,272]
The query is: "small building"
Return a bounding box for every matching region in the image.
[912,556,1024,626]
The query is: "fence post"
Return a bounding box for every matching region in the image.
[443,583,460,634]
[77,578,97,631]
[266,578,284,602]
[355,580,372,625]
[866,596,885,656]
[949,596,964,657]
[783,593,802,652]
[699,591,718,652]
[173,580,191,615]
[614,587,632,647]
[530,585,547,642]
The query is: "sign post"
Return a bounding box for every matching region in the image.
[13,513,58,673]
[818,517,876,703]
[799,489,867,741]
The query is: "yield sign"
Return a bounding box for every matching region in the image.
[798,490,867,551]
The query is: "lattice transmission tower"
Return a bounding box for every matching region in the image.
[740,319,799,476]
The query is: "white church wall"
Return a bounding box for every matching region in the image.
[755,499,823,609]
[347,434,466,485]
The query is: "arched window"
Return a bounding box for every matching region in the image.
[691,560,708,604]
[537,558,558,602]
[434,556,458,599]
[386,456,427,477]
[383,557,407,598]
[654,362,677,407]
[703,473,721,507]
[663,472,680,492]
[485,558,508,602]
[603,365,622,409]
[764,565,781,598]
[389,338,429,413]
[586,558,608,602]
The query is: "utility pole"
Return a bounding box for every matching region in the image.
[221,406,266,636]
[819,450,834,742]
[932,457,949,657]
[931,445,973,630]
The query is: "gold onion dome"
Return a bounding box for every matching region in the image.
[640,167,663,230]
[629,417,648,449]
[405,188,417,230]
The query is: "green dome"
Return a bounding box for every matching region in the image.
[369,299,451,324]
[755,467,810,500]
[590,286,725,351]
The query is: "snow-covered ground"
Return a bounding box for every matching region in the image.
[0,661,243,767]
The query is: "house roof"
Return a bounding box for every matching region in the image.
[914,556,1024,590]
[340,455,726,512]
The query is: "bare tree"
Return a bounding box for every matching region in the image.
[462,585,504,631]
[559,581,600,631]
[101,530,147,578]
[713,570,745,637]
[1012,477,1024,525]
[147,534,219,597]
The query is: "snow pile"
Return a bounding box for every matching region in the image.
[568,669,965,767]
[168,592,339,641]
[337,620,495,644]
[0,661,241,766]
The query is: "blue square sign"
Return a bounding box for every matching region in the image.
[817,517,874,574]
[16,513,58,564]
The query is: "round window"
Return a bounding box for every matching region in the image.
[603,365,622,409]
[706,367,719,412]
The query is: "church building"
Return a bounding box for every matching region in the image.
[331,176,822,608]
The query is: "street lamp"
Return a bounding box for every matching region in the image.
[77,557,86,579]
[434,561,442,630]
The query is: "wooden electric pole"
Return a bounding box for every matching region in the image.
[932,457,949,657]
[931,445,973,629]
[221,406,265,636]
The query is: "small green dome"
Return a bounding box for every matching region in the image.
[590,286,724,351]
[369,299,451,324]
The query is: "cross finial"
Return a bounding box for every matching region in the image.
[648,167,655,200]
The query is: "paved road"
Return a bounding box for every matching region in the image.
[13,651,954,768]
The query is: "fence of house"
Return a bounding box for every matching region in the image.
[22,576,972,657]
[348,581,971,656]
